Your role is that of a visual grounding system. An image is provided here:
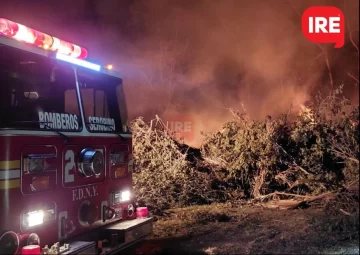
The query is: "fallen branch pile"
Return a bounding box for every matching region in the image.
[131,87,359,217]
[131,115,228,215]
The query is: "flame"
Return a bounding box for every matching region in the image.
[299,104,312,115]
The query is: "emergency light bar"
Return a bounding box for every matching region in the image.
[0,18,88,59]
[56,53,101,71]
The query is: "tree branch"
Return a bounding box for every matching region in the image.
[347,72,359,85]
[344,0,359,85]
[316,45,334,89]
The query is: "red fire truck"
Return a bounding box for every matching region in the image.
[0,18,152,254]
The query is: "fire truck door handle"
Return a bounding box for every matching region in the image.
[61,217,76,236]
[103,206,115,221]
[60,217,66,237]
[66,220,76,235]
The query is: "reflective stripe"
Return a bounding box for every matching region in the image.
[0,169,20,180]
[0,161,21,189]
[0,179,20,189]
[0,160,21,170]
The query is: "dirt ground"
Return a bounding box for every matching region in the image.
[129,202,359,255]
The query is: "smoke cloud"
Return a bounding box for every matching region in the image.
[119,0,359,146]
[1,0,358,146]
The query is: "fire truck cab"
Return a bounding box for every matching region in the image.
[0,18,152,254]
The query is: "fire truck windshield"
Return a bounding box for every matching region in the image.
[0,46,83,132]
[77,67,126,134]
[0,46,127,134]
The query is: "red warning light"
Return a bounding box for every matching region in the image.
[0,18,88,59]
[0,18,18,37]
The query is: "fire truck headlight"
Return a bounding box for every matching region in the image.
[22,203,56,230]
[121,191,131,202]
[27,211,44,227]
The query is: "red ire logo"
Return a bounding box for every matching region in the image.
[302,6,345,48]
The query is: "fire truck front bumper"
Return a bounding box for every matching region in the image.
[59,217,153,255]
[99,217,153,254]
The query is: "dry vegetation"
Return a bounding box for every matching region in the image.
[130,86,359,254]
